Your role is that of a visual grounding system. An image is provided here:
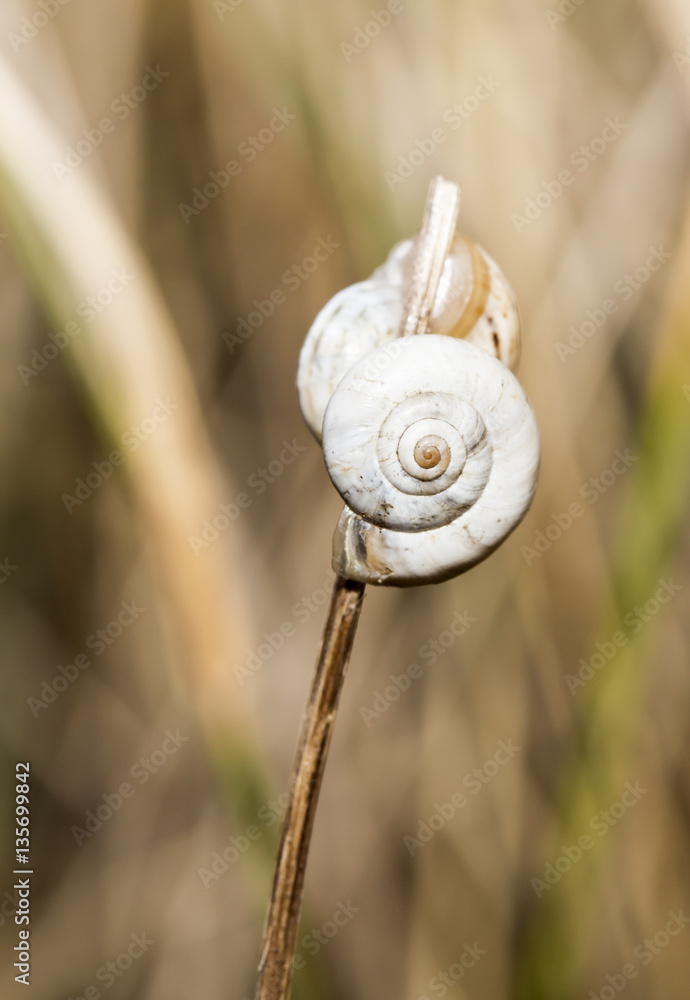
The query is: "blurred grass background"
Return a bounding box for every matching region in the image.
[0,1,689,999]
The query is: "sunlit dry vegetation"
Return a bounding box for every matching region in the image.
[0,1,689,999]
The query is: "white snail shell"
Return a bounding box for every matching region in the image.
[322,336,540,585]
[297,234,520,441]
[296,280,402,444]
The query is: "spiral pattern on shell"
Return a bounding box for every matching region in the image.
[322,336,540,585]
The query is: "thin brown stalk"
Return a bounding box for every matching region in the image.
[253,176,460,1000]
[254,576,366,1000]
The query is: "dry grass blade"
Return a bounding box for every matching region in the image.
[0,54,252,733]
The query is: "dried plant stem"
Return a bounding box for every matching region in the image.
[398,175,460,338]
[254,576,365,1000]
[254,175,460,1000]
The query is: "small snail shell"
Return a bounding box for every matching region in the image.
[297,234,520,440]
[323,336,540,586]
[296,280,402,444]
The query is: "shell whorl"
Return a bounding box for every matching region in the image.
[296,225,540,587]
[321,336,540,584]
[297,234,521,443]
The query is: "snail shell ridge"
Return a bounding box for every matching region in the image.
[323,335,540,585]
